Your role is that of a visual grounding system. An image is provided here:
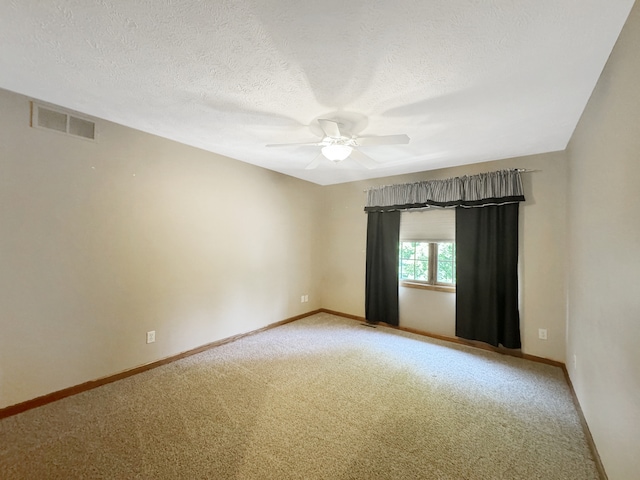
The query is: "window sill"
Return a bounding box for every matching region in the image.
[400,281,456,293]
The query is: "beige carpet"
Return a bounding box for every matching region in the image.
[0,313,600,479]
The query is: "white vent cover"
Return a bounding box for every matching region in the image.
[31,102,96,140]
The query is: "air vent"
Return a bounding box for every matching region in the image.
[31,102,96,140]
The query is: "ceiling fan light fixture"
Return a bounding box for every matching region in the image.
[321,144,352,162]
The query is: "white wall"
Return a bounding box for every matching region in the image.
[0,89,322,409]
[399,287,456,337]
[319,151,568,361]
[565,2,640,478]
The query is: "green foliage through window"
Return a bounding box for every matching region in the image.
[399,241,456,285]
[400,242,428,281]
[437,242,456,284]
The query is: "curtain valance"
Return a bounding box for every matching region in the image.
[364,169,525,212]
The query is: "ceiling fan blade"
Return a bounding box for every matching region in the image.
[317,119,343,138]
[355,134,410,146]
[266,141,322,147]
[304,154,324,170]
[350,149,380,169]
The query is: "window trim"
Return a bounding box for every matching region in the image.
[400,281,456,293]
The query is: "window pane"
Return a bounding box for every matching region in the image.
[452,243,456,283]
[437,242,456,284]
[437,261,454,283]
[400,260,415,279]
[415,260,428,281]
[438,242,454,261]
[399,241,450,284]
[415,242,430,260]
[400,242,415,260]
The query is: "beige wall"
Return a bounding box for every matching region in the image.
[565,2,640,478]
[0,89,322,409]
[319,151,568,361]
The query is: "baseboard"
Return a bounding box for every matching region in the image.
[561,367,608,480]
[320,308,564,367]
[319,308,366,322]
[0,309,322,419]
[397,324,565,367]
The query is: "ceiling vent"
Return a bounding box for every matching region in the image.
[31,102,96,140]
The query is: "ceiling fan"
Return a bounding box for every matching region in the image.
[266,118,410,169]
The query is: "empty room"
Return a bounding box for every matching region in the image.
[1,1,638,479]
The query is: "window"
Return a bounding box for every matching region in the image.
[400,241,456,286]
[399,208,455,290]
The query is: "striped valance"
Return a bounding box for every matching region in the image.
[365,169,525,212]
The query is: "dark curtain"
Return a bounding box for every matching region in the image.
[455,204,521,348]
[365,211,401,325]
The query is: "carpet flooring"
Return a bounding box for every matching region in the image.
[0,313,600,479]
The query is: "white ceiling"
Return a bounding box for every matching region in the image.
[0,1,634,185]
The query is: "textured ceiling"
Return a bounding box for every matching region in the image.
[0,1,634,185]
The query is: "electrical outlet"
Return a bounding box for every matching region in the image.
[573,354,577,370]
[538,328,547,340]
[304,294,309,302]
[300,295,305,303]
[146,330,156,344]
